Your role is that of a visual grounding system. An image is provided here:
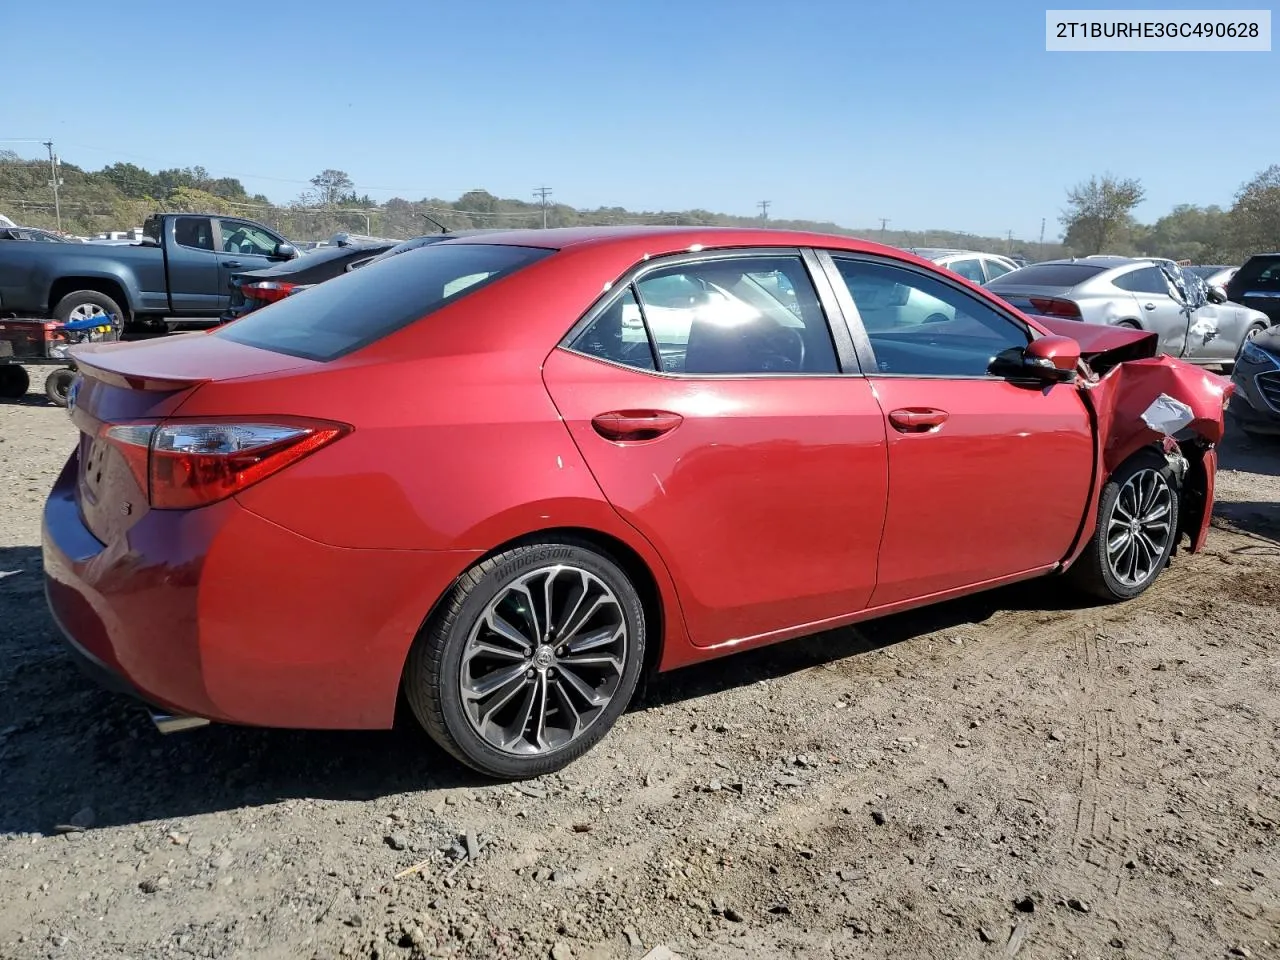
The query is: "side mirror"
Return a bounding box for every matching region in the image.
[990,335,1080,382]
[274,242,298,260]
[1207,284,1228,304]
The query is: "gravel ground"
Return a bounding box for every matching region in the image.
[2,370,1278,960]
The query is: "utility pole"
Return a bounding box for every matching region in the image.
[1006,229,1013,254]
[533,186,552,229]
[1039,217,1046,259]
[757,200,771,220]
[42,140,62,231]
[879,218,889,240]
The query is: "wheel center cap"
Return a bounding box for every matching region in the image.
[533,645,555,669]
[1130,520,1141,535]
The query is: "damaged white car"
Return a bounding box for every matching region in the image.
[987,256,1271,368]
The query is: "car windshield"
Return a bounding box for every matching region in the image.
[987,263,1108,288]
[217,242,554,362]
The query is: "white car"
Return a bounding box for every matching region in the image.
[906,247,1021,284]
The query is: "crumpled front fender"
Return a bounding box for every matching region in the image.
[1064,355,1234,565]
[1084,355,1233,473]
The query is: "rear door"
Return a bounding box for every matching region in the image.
[1112,265,1191,356]
[542,249,889,648]
[819,251,1095,606]
[166,216,223,314]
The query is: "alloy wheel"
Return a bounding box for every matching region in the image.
[68,303,108,322]
[1105,468,1174,587]
[460,564,628,755]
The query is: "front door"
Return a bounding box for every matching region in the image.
[822,252,1096,606]
[215,219,287,309]
[542,251,889,648]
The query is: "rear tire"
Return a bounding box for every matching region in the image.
[44,368,76,407]
[52,289,124,328]
[403,540,646,779]
[1068,449,1180,602]
[0,364,30,399]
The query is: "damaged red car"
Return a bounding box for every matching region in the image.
[42,227,1234,778]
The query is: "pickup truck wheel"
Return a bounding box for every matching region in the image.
[1068,449,1180,602]
[53,290,124,328]
[0,364,31,399]
[44,368,76,407]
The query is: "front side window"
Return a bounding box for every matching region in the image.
[620,256,839,375]
[218,220,279,255]
[832,257,1030,377]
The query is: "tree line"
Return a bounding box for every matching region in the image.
[1061,167,1280,263]
[1,150,1277,264]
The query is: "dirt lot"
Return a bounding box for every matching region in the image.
[1,370,1278,960]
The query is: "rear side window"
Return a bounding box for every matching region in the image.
[217,243,553,361]
[1112,266,1172,295]
[987,263,1107,288]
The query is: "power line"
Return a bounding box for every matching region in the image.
[533,186,552,229]
[757,200,771,220]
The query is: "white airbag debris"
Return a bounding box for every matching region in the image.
[1141,393,1195,435]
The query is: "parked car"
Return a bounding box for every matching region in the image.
[0,212,297,332]
[1225,253,1280,328]
[344,230,506,272]
[220,240,397,324]
[46,227,1232,778]
[905,247,1020,284]
[0,226,79,242]
[1229,322,1280,438]
[987,257,1271,366]
[1185,264,1238,291]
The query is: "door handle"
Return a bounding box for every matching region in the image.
[223,260,242,269]
[888,408,949,433]
[591,410,683,442]
[1143,302,1156,310]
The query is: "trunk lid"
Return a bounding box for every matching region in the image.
[67,334,316,543]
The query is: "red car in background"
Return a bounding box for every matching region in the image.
[42,227,1233,778]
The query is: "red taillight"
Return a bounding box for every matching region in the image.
[101,418,350,510]
[1028,296,1082,319]
[243,281,297,304]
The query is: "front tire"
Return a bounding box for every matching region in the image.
[52,289,124,328]
[1068,449,1180,601]
[403,540,647,779]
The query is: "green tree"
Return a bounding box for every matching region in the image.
[1061,174,1146,255]
[1230,164,1280,255]
[310,169,354,206]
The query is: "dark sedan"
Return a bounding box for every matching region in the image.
[1230,323,1280,437]
[219,240,397,324]
[1226,253,1280,327]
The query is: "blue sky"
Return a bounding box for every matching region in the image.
[1,0,1275,239]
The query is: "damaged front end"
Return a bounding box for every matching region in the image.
[1033,317,1235,561]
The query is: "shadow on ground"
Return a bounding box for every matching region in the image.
[0,542,1079,835]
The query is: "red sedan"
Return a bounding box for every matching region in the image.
[43,227,1233,778]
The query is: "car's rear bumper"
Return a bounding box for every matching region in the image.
[41,450,481,729]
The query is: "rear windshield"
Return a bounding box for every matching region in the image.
[986,263,1107,288]
[217,242,553,361]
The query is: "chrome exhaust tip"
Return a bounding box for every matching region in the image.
[150,711,210,734]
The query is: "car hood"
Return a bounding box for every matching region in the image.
[1030,315,1157,371]
[1251,323,1280,357]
